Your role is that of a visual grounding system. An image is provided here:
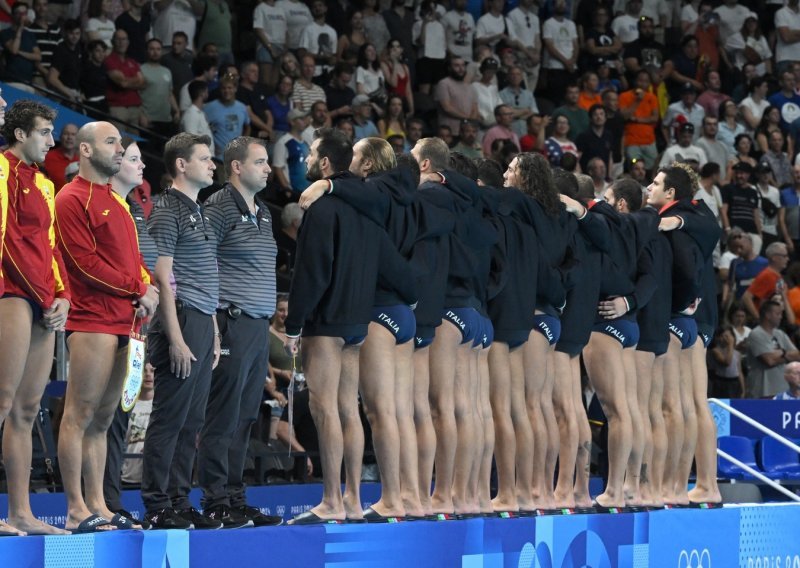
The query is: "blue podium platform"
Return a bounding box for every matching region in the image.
[1,503,799,567]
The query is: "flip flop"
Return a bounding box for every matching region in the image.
[431,512,457,521]
[688,501,723,509]
[69,514,114,534]
[109,513,142,530]
[591,501,631,514]
[362,507,404,523]
[288,511,345,525]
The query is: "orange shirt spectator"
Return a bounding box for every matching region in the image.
[619,88,658,146]
[578,91,602,111]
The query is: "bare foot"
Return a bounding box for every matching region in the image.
[491,497,518,513]
[687,486,722,504]
[0,519,26,536]
[7,516,67,536]
[594,492,625,509]
[366,500,406,518]
[552,491,576,510]
[430,495,455,515]
[343,495,363,519]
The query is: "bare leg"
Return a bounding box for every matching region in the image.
[661,336,684,504]
[428,322,460,514]
[571,356,593,508]
[674,340,697,504]
[476,347,494,513]
[634,350,655,506]
[583,332,632,508]
[452,342,477,514]
[359,324,404,517]
[395,340,423,516]
[541,350,560,508]
[413,345,435,515]
[688,343,722,504]
[340,344,364,519]
[510,345,535,510]
[649,354,667,507]
[300,336,347,520]
[622,347,644,506]
[58,333,119,532]
[488,342,517,511]
[4,315,66,535]
[552,350,578,509]
[524,331,554,509]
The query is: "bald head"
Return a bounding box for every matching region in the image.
[77,121,124,180]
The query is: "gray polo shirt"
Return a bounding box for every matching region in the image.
[148,189,219,315]
[746,325,796,398]
[204,184,278,319]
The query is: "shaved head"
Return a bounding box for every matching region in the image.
[77,121,124,180]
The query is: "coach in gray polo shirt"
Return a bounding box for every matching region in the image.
[197,137,283,527]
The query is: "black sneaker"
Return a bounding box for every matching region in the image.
[204,505,253,529]
[177,507,223,530]
[145,508,194,530]
[232,504,284,526]
[114,509,151,530]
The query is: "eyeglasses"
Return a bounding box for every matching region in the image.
[525,15,531,28]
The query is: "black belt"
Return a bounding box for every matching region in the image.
[218,305,243,319]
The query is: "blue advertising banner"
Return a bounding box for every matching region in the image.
[725,400,800,440]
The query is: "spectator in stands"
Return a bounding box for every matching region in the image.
[44,122,78,192]
[298,0,337,81]
[114,0,151,64]
[197,0,232,66]
[237,60,272,140]
[473,57,502,129]
[746,300,800,397]
[661,35,704,102]
[293,54,326,112]
[382,0,415,74]
[696,116,729,173]
[273,108,310,199]
[475,0,508,52]
[405,117,424,151]
[204,74,250,160]
[351,95,379,142]
[276,205,302,275]
[506,0,541,93]
[697,70,731,120]
[587,157,609,198]
[762,130,794,189]
[662,83,705,145]
[47,18,82,104]
[482,104,519,158]
[619,69,659,171]
[152,0,203,51]
[27,0,60,86]
[264,74,293,142]
[181,80,215,155]
[442,0,475,64]
[452,119,482,159]
[740,76,771,132]
[774,0,800,74]
[500,65,537,138]
[576,104,613,172]
[542,0,578,105]
[86,0,116,50]
[774,361,800,399]
[355,43,385,110]
[611,0,642,45]
[743,242,793,321]
[334,117,355,144]
[160,31,194,98]
[577,71,601,111]
[81,40,109,112]
[277,1,310,54]
[435,56,479,134]
[0,2,41,86]
[324,63,356,122]
[253,0,287,89]
[553,84,589,141]
[602,88,624,171]
[119,362,155,485]
[659,122,707,168]
[178,54,218,112]
[781,165,800,255]
[754,162,784,252]
[360,0,389,57]
[714,0,756,45]
[412,0,446,95]
[710,326,745,398]
[583,6,622,72]
[725,16,771,77]
[723,161,762,251]
[727,134,758,183]
[336,9,367,66]
[301,100,329,146]
[731,63,758,104]
[544,114,579,167]
[768,70,800,132]
[696,162,724,225]
[622,16,665,75]
[381,39,414,117]
[377,94,405,140]
[140,38,180,135]
[519,113,548,153]
[727,230,768,302]
[104,29,145,134]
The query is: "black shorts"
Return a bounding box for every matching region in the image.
[2,293,43,321]
[372,304,416,345]
[592,318,640,349]
[65,330,130,349]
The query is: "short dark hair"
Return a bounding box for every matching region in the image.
[396,153,420,186]
[172,31,188,42]
[700,162,720,178]
[588,104,606,118]
[610,178,643,211]
[313,128,353,173]
[147,37,163,47]
[63,18,81,33]
[475,158,504,188]
[87,39,107,52]
[1,100,56,147]
[187,79,208,101]
[449,151,478,181]
[759,299,782,320]
[163,133,212,178]
[333,62,354,77]
[553,168,579,200]
[224,136,266,177]
[658,164,694,201]
[192,54,218,77]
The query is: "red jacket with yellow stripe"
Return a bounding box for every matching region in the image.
[2,151,70,309]
[54,176,152,335]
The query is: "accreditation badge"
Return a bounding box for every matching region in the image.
[121,330,146,412]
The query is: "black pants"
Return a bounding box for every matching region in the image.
[198,310,269,509]
[141,307,214,513]
[104,406,129,511]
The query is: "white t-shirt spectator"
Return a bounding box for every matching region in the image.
[725,32,772,76]
[775,5,800,65]
[757,183,781,236]
[86,17,116,48]
[681,4,699,35]
[299,22,338,77]
[412,18,446,59]
[153,0,199,48]
[713,3,756,44]
[276,0,312,50]
[253,1,288,46]
[658,143,708,168]
[473,81,502,128]
[611,14,639,45]
[542,17,577,70]
[739,96,770,130]
[441,9,475,61]
[507,7,539,51]
[180,104,215,156]
[475,12,507,49]
[355,66,384,95]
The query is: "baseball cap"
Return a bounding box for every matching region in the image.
[480,57,499,72]
[351,94,371,107]
[288,108,309,120]
[678,122,695,134]
[681,82,697,94]
[732,161,754,173]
